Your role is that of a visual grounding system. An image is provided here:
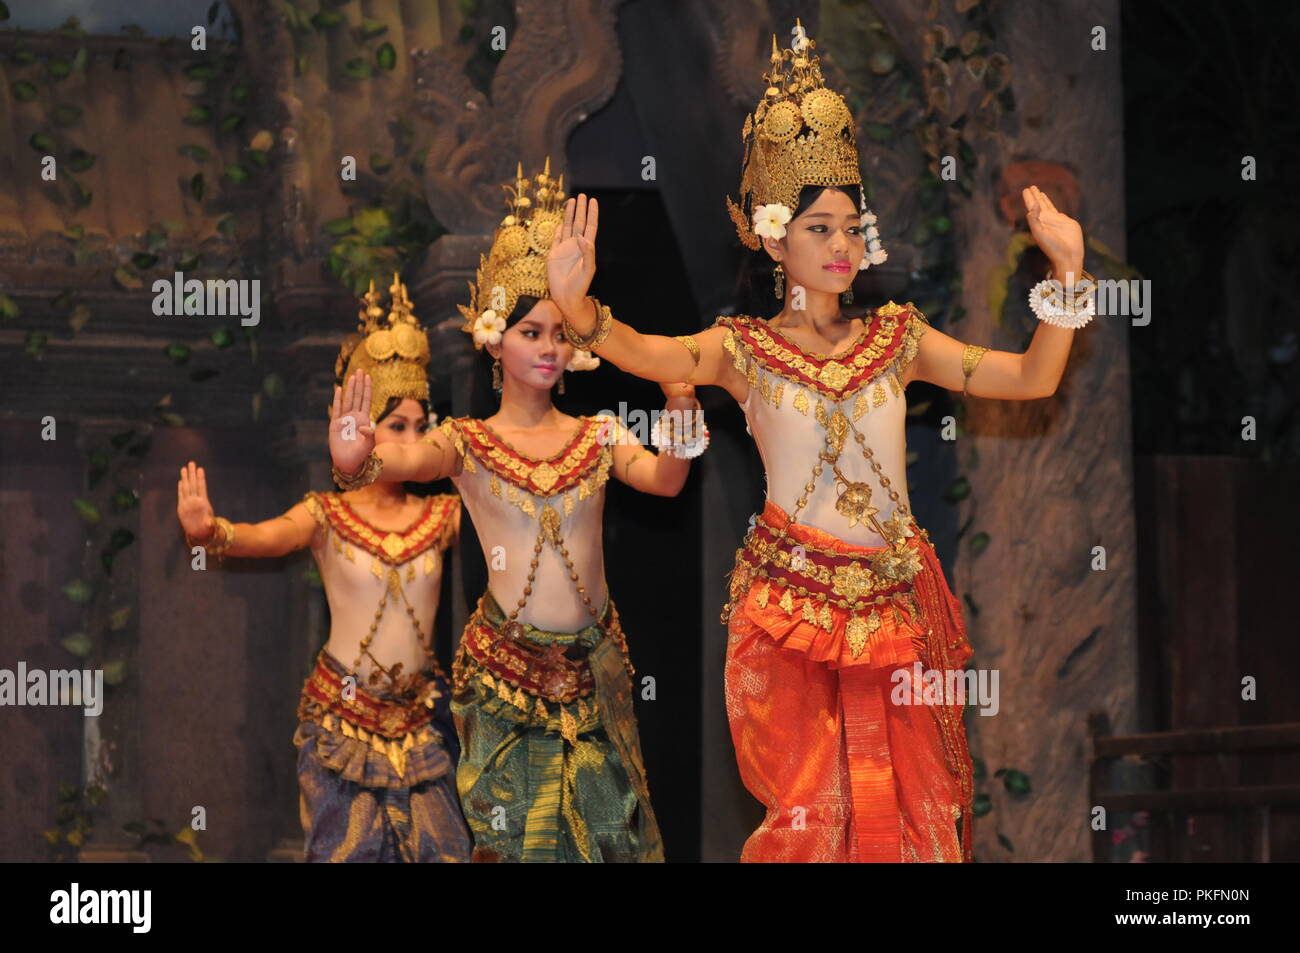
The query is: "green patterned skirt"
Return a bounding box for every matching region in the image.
[451,590,663,862]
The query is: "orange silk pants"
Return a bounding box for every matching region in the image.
[724,501,975,862]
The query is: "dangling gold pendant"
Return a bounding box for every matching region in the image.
[835,480,878,528]
[539,504,562,546]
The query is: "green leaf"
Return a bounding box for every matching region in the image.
[113,267,143,290]
[61,632,93,658]
[68,303,91,333]
[184,105,212,124]
[303,564,323,589]
[217,214,237,237]
[102,660,126,686]
[1002,769,1031,795]
[262,373,285,398]
[220,112,245,134]
[972,792,992,818]
[997,832,1014,852]
[410,148,427,174]
[943,476,971,502]
[25,330,48,359]
[222,164,248,184]
[12,80,38,102]
[323,217,354,236]
[190,173,205,200]
[352,207,391,241]
[131,252,159,270]
[230,83,251,105]
[929,214,952,234]
[108,606,132,631]
[369,153,392,174]
[376,42,396,70]
[864,122,892,143]
[184,63,217,81]
[344,57,374,79]
[62,579,93,604]
[177,252,201,271]
[906,399,931,418]
[210,327,233,348]
[0,293,19,321]
[65,147,94,171]
[48,57,72,80]
[73,498,101,524]
[111,487,138,511]
[70,47,88,74]
[969,531,990,555]
[312,10,344,28]
[359,18,387,38]
[246,148,269,169]
[29,133,57,154]
[179,143,210,162]
[165,343,191,364]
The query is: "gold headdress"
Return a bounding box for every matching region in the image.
[334,274,430,422]
[726,21,886,267]
[458,158,567,350]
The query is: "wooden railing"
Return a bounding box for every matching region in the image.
[1088,713,1300,862]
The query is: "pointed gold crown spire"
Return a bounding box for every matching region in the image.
[726,20,861,249]
[335,272,430,421]
[458,158,567,348]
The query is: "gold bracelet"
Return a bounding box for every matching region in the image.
[1045,267,1095,293]
[568,300,613,349]
[961,344,989,395]
[332,450,383,490]
[188,515,235,555]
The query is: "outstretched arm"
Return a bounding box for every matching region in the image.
[176,461,317,557]
[609,384,699,497]
[906,185,1086,400]
[546,195,748,401]
[329,369,463,482]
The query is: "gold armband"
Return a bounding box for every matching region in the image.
[960,344,989,396]
[674,334,701,367]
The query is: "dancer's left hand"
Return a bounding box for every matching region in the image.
[1023,185,1084,277]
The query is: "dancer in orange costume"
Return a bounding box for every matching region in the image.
[546,22,1091,861]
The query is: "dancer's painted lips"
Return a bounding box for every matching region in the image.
[824,261,851,274]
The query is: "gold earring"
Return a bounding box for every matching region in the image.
[840,287,854,305]
[491,357,502,391]
[558,372,566,395]
[773,262,784,299]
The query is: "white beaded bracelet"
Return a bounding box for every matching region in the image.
[1028,276,1097,329]
[651,413,710,459]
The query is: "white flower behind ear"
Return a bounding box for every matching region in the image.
[472,309,505,347]
[753,203,792,240]
[859,208,887,269]
[566,349,600,372]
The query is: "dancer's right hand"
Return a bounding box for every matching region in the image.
[547,193,598,313]
[177,461,215,542]
[329,368,376,476]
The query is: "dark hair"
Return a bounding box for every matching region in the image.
[375,394,430,425]
[792,183,862,220]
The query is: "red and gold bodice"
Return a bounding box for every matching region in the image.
[716,300,928,550]
[432,415,618,633]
